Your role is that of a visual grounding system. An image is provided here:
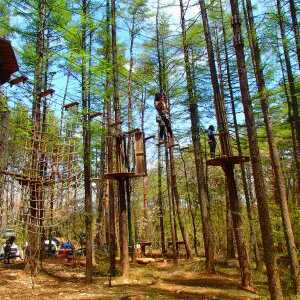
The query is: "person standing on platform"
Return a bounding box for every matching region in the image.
[207,125,217,158]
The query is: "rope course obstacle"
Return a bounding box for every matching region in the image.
[206,135,250,167]
[0,38,82,272]
[0,120,82,263]
[104,128,146,180]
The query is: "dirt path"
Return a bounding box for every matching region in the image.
[0,259,265,299]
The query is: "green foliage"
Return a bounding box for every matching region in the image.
[0,0,10,37]
[1,1,300,291]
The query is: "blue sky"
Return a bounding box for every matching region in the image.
[3,0,296,170]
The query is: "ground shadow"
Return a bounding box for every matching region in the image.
[40,266,85,283]
[162,274,240,290]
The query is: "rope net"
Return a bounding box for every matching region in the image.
[0,116,82,270]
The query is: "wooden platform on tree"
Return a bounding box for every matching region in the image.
[206,155,250,167]
[104,172,145,180]
[0,38,19,85]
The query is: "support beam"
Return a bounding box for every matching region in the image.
[64,101,79,110]
[9,76,28,86]
[38,89,55,98]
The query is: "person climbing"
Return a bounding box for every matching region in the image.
[156,115,167,143]
[4,240,12,264]
[207,125,217,158]
[154,92,174,146]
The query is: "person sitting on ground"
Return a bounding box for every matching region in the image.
[4,236,15,264]
[154,92,174,146]
[207,125,217,158]
[59,240,74,261]
[62,240,74,251]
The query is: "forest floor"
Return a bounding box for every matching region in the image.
[0,256,284,300]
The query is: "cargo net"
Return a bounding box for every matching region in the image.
[0,120,82,265]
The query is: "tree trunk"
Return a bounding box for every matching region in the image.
[0,99,8,170]
[179,0,215,271]
[95,116,107,249]
[229,0,283,297]
[168,146,193,259]
[199,0,252,287]
[59,70,70,136]
[155,0,163,93]
[140,89,151,245]
[160,60,190,257]
[0,97,8,229]
[118,179,129,277]
[126,14,136,261]
[157,140,166,255]
[216,4,262,269]
[156,0,176,258]
[243,0,300,293]
[276,0,300,201]
[104,0,116,277]
[225,182,235,259]
[180,148,199,256]
[29,0,46,276]
[275,37,300,205]
[288,0,300,71]
[111,0,129,278]
[81,0,93,283]
[165,143,178,257]
[126,178,133,260]
[245,165,261,268]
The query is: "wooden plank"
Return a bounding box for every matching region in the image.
[144,135,155,141]
[207,156,250,167]
[123,128,140,135]
[64,101,79,110]
[9,76,28,86]
[104,172,137,180]
[39,89,55,97]
[89,112,102,120]
[134,130,145,175]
